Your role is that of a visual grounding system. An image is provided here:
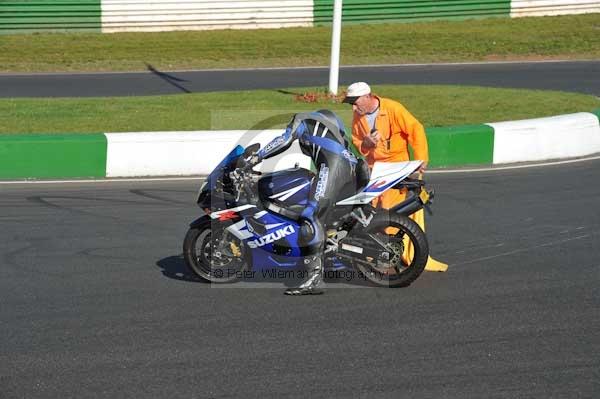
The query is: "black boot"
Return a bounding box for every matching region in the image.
[284,256,324,295]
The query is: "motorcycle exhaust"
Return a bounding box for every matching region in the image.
[391,188,435,216]
[391,193,422,216]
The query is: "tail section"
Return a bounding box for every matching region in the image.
[336,160,423,206]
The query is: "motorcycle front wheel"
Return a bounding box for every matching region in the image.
[353,213,429,288]
[183,225,247,283]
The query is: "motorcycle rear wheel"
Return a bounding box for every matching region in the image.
[353,213,429,288]
[183,226,246,283]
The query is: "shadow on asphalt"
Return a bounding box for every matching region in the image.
[155,254,303,287]
[156,255,205,283]
[146,63,191,94]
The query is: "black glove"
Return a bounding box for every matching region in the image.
[240,152,260,172]
[249,153,260,166]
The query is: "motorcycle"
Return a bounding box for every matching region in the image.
[183,143,435,287]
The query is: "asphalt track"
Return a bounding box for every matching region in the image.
[1,60,599,98]
[2,159,599,398]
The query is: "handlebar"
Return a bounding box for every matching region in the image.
[230,167,259,203]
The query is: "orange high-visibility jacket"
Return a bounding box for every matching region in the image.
[352,96,429,166]
[351,96,429,209]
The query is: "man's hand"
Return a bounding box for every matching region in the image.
[363,129,380,149]
[418,161,427,174]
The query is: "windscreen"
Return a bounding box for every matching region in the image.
[205,145,244,190]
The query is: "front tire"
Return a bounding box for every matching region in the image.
[183,225,247,283]
[353,213,429,288]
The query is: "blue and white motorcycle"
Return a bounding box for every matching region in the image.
[183,143,435,287]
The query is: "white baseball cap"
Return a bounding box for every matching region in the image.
[342,82,371,104]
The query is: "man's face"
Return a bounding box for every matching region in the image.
[352,95,371,115]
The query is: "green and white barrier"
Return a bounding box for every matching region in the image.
[0,134,107,179]
[489,112,600,164]
[1,111,599,180]
[104,130,310,177]
[2,0,599,34]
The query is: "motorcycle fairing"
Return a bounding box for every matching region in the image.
[245,210,305,270]
[213,206,305,269]
[209,204,256,223]
[335,160,423,205]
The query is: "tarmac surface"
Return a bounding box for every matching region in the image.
[2,159,599,398]
[1,60,599,97]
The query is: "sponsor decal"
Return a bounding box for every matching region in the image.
[226,219,254,240]
[210,205,255,220]
[366,180,387,191]
[341,243,364,254]
[247,225,295,249]
[314,165,329,201]
[342,149,357,163]
[269,181,310,201]
[263,136,285,154]
[217,210,239,221]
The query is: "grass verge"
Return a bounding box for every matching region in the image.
[0,14,599,73]
[1,85,598,134]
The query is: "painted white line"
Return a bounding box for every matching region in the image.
[0,60,594,76]
[428,154,600,174]
[0,176,205,185]
[340,59,587,69]
[126,59,592,73]
[2,154,599,185]
[456,234,590,266]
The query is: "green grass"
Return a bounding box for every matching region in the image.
[1,85,598,134]
[0,14,599,72]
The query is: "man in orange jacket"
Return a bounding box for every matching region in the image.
[343,82,447,272]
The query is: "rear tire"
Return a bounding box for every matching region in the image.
[354,213,429,288]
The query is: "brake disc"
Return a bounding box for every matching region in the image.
[375,239,405,273]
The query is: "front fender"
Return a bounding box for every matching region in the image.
[189,215,211,229]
